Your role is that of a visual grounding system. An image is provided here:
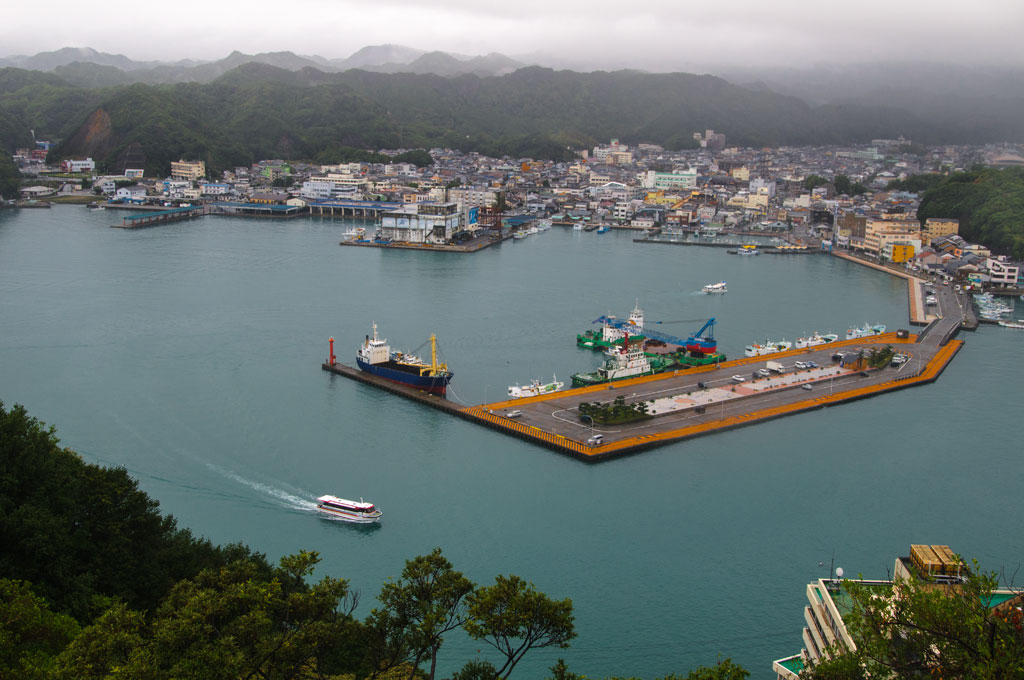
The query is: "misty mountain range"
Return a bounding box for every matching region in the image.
[0,45,526,87]
[2,44,1023,179]
[5,45,1024,105]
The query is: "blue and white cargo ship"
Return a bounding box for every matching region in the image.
[356,323,453,396]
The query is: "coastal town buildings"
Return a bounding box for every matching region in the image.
[8,135,1021,287]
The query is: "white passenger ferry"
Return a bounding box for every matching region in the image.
[316,495,382,523]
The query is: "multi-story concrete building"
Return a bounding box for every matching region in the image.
[61,158,95,173]
[606,150,633,165]
[923,218,959,244]
[448,187,503,208]
[693,129,726,150]
[863,218,920,258]
[984,256,1020,287]
[379,203,462,244]
[613,201,633,220]
[837,213,867,239]
[642,170,698,191]
[199,183,231,196]
[170,160,206,182]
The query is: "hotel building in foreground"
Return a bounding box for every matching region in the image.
[772,544,1023,679]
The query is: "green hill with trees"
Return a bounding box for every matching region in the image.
[911,168,1024,259]
[2,62,1022,179]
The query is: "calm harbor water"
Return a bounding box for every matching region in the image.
[1,206,1021,679]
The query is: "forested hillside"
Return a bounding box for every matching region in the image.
[915,168,1024,259]
[2,62,1021,177]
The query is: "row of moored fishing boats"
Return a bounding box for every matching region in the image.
[743,324,885,357]
[973,292,1024,328]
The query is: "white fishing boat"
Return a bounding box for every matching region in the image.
[795,331,838,349]
[744,339,792,357]
[573,223,584,231]
[702,281,728,294]
[845,324,886,340]
[512,230,528,240]
[508,375,565,399]
[316,495,382,523]
[997,319,1024,329]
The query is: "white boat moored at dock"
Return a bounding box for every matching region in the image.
[508,375,565,399]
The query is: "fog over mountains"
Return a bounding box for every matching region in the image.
[1,44,1023,177]
[0,45,526,86]
[4,44,1024,104]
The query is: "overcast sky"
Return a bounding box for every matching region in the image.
[5,0,1024,70]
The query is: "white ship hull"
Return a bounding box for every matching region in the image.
[744,340,792,357]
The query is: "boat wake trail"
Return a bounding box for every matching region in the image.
[208,464,318,513]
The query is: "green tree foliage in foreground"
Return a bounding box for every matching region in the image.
[2,402,587,679]
[0,401,270,621]
[0,579,80,680]
[367,547,474,680]
[51,551,355,680]
[464,574,576,679]
[0,153,20,199]
[0,400,750,678]
[800,563,1024,680]
[547,656,749,680]
[913,167,1024,259]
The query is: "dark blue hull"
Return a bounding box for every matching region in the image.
[356,357,451,396]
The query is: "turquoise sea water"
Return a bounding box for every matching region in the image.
[1,207,1022,678]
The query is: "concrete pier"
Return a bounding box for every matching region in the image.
[322,332,963,462]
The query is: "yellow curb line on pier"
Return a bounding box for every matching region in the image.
[460,336,963,460]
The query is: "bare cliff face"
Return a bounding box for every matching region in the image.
[63,108,115,159]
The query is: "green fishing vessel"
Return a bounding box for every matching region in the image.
[570,341,676,387]
[674,352,727,368]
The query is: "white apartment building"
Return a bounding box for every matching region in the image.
[448,187,502,208]
[985,256,1020,287]
[200,183,231,196]
[641,170,698,191]
[613,201,634,220]
[384,163,417,176]
[61,158,95,172]
[749,178,776,197]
